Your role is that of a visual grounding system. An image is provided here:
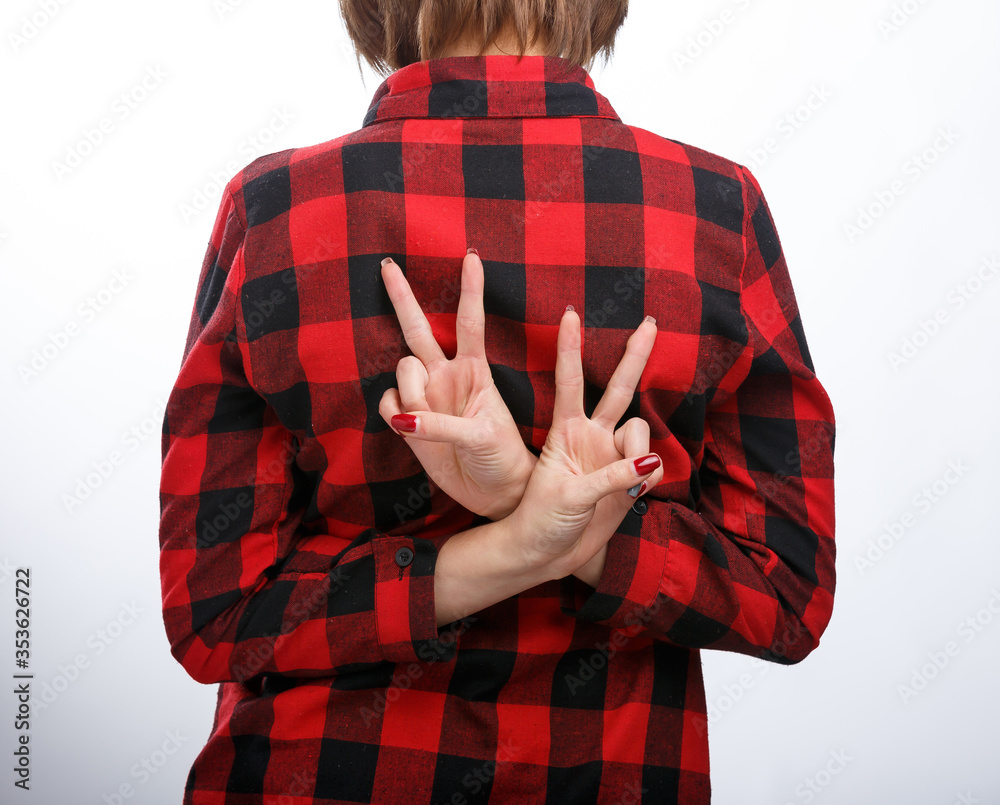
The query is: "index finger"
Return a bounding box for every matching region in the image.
[591,317,657,428]
[381,258,446,366]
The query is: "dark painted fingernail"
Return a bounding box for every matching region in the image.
[391,414,418,433]
[627,482,647,499]
[634,455,660,475]
[467,247,479,256]
[381,257,394,267]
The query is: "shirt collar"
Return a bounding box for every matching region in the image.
[362,55,620,127]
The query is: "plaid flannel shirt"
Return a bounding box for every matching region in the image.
[159,55,836,805]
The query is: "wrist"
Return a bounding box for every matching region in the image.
[505,509,563,587]
[503,503,573,585]
[572,546,608,588]
[484,449,538,521]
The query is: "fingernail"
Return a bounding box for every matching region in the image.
[391,414,418,433]
[633,455,660,475]
[643,315,656,325]
[627,482,647,499]
[381,257,394,267]
[467,247,479,256]
[565,305,575,313]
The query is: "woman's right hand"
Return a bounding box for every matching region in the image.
[507,306,663,582]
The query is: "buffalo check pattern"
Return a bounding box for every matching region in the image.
[160,55,836,805]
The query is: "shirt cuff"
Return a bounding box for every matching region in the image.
[373,536,457,664]
[560,503,672,627]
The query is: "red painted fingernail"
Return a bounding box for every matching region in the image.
[467,247,479,256]
[391,414,418,433]
[634,455,660,475]
[381,257,394,267]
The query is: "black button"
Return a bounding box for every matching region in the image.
[631,498,648,516]
[395,547,414,567]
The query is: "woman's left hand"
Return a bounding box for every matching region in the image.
[378,250,536,520]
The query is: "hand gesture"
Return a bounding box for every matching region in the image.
[378,251,535,520]
[507,306,662,581]
[431,305,663,624]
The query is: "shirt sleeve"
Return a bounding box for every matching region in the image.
[562,165,836,664]
[159,181,453,686]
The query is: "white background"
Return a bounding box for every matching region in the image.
[1,1,998,803]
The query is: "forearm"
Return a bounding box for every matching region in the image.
[433,515,550,626]
[437,445,661,623]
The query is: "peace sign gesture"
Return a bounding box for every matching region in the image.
[379,249,662,583]
[507,305,662,581]
[378,251,535,520]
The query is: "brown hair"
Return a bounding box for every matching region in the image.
[340,0,629,74]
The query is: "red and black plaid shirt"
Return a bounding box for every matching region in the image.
[160,55,836,805]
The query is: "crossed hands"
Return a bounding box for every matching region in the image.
[378,250,662,590]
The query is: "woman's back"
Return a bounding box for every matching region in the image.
[160,52,833,805]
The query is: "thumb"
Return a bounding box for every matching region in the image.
[576,454,661,508]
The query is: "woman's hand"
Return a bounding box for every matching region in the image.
[378,251,535,520]
[432,306,662,624]
[506,306,663,582]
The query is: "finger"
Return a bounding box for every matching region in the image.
[378,387,405,425]
[455,250,486,360]
[380,390,423,438]
[396,355,430,412]
[384,410,498,451]
[592,316,657,428]
[616,418,664,497]
[576,452,662,508]
[615,417,650,459]
[381,258,446,366]
[552,307,585,422]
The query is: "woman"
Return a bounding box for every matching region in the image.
[159,1,836,802]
